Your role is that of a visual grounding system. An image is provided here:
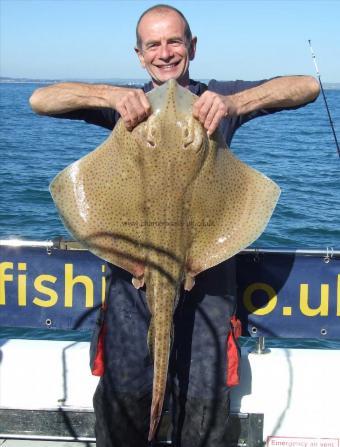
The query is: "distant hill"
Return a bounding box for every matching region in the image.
[323,83,340,90]
[1,77,340,89]
[0,77,59,84]
[0,77,147,85]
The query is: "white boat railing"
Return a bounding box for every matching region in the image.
[1,238,339,256]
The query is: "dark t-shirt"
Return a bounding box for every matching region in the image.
[51,78,301,146]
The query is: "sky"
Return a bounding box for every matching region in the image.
[1,0,339,82]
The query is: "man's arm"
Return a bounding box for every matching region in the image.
[193,75,320,136]
[29,82,151,131]
[30,76,320,136]
[232,75,320,114]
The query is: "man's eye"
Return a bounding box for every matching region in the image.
[169,40,183,46]
[146,43,158,50]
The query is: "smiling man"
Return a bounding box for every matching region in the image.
[30,4,319,447]
[135,7,195,86]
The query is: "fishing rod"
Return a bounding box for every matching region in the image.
[308,39,340,158]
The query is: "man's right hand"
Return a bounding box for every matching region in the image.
[112,88,152,131]
[29,82,152,131]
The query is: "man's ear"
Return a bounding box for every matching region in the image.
[135,47,146,69]
[189,36,197,61]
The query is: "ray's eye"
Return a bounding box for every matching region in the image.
[182,118,204,153]
[145,117,159,148]
[147,127,156,147]
[182,122,193,148]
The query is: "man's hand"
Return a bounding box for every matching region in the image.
[193,92,237,136]
[29,83,152,131]
[112,88,152,131]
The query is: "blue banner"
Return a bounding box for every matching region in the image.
[236,252,340,339]
[0,246,339,338]
[0,246,105,331]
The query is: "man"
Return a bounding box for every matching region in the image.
[30,4,319,447]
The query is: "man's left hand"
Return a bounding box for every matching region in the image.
[193,92,237,136]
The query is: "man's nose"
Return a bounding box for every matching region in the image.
[159,43,173,60]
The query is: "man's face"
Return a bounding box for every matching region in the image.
[135,10,196,87]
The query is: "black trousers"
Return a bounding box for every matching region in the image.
[93,258,237,447]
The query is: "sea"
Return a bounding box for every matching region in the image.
[0,79,339,348]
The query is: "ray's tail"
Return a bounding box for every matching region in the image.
[145,268,179,441]
[148,388,166,441]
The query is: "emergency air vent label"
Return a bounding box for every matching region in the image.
[267,437,339,447]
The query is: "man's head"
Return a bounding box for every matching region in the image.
[135,4,197,87]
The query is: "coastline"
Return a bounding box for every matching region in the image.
[1,77,340,89]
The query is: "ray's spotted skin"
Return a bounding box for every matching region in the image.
[50,79,280,440]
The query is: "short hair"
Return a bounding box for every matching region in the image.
[136,4,192,49]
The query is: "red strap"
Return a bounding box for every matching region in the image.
[226,316,242,387]
[230,315,242,338]
[91,323,106,377]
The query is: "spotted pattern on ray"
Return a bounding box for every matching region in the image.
[50,79,280,441]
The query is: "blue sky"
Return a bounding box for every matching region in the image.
[1,0,339,82]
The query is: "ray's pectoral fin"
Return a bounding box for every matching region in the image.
[186,137,281,276]
[49,120,148,279]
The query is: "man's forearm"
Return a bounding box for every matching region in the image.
[231,75,320,116]
[29,82,123,115]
